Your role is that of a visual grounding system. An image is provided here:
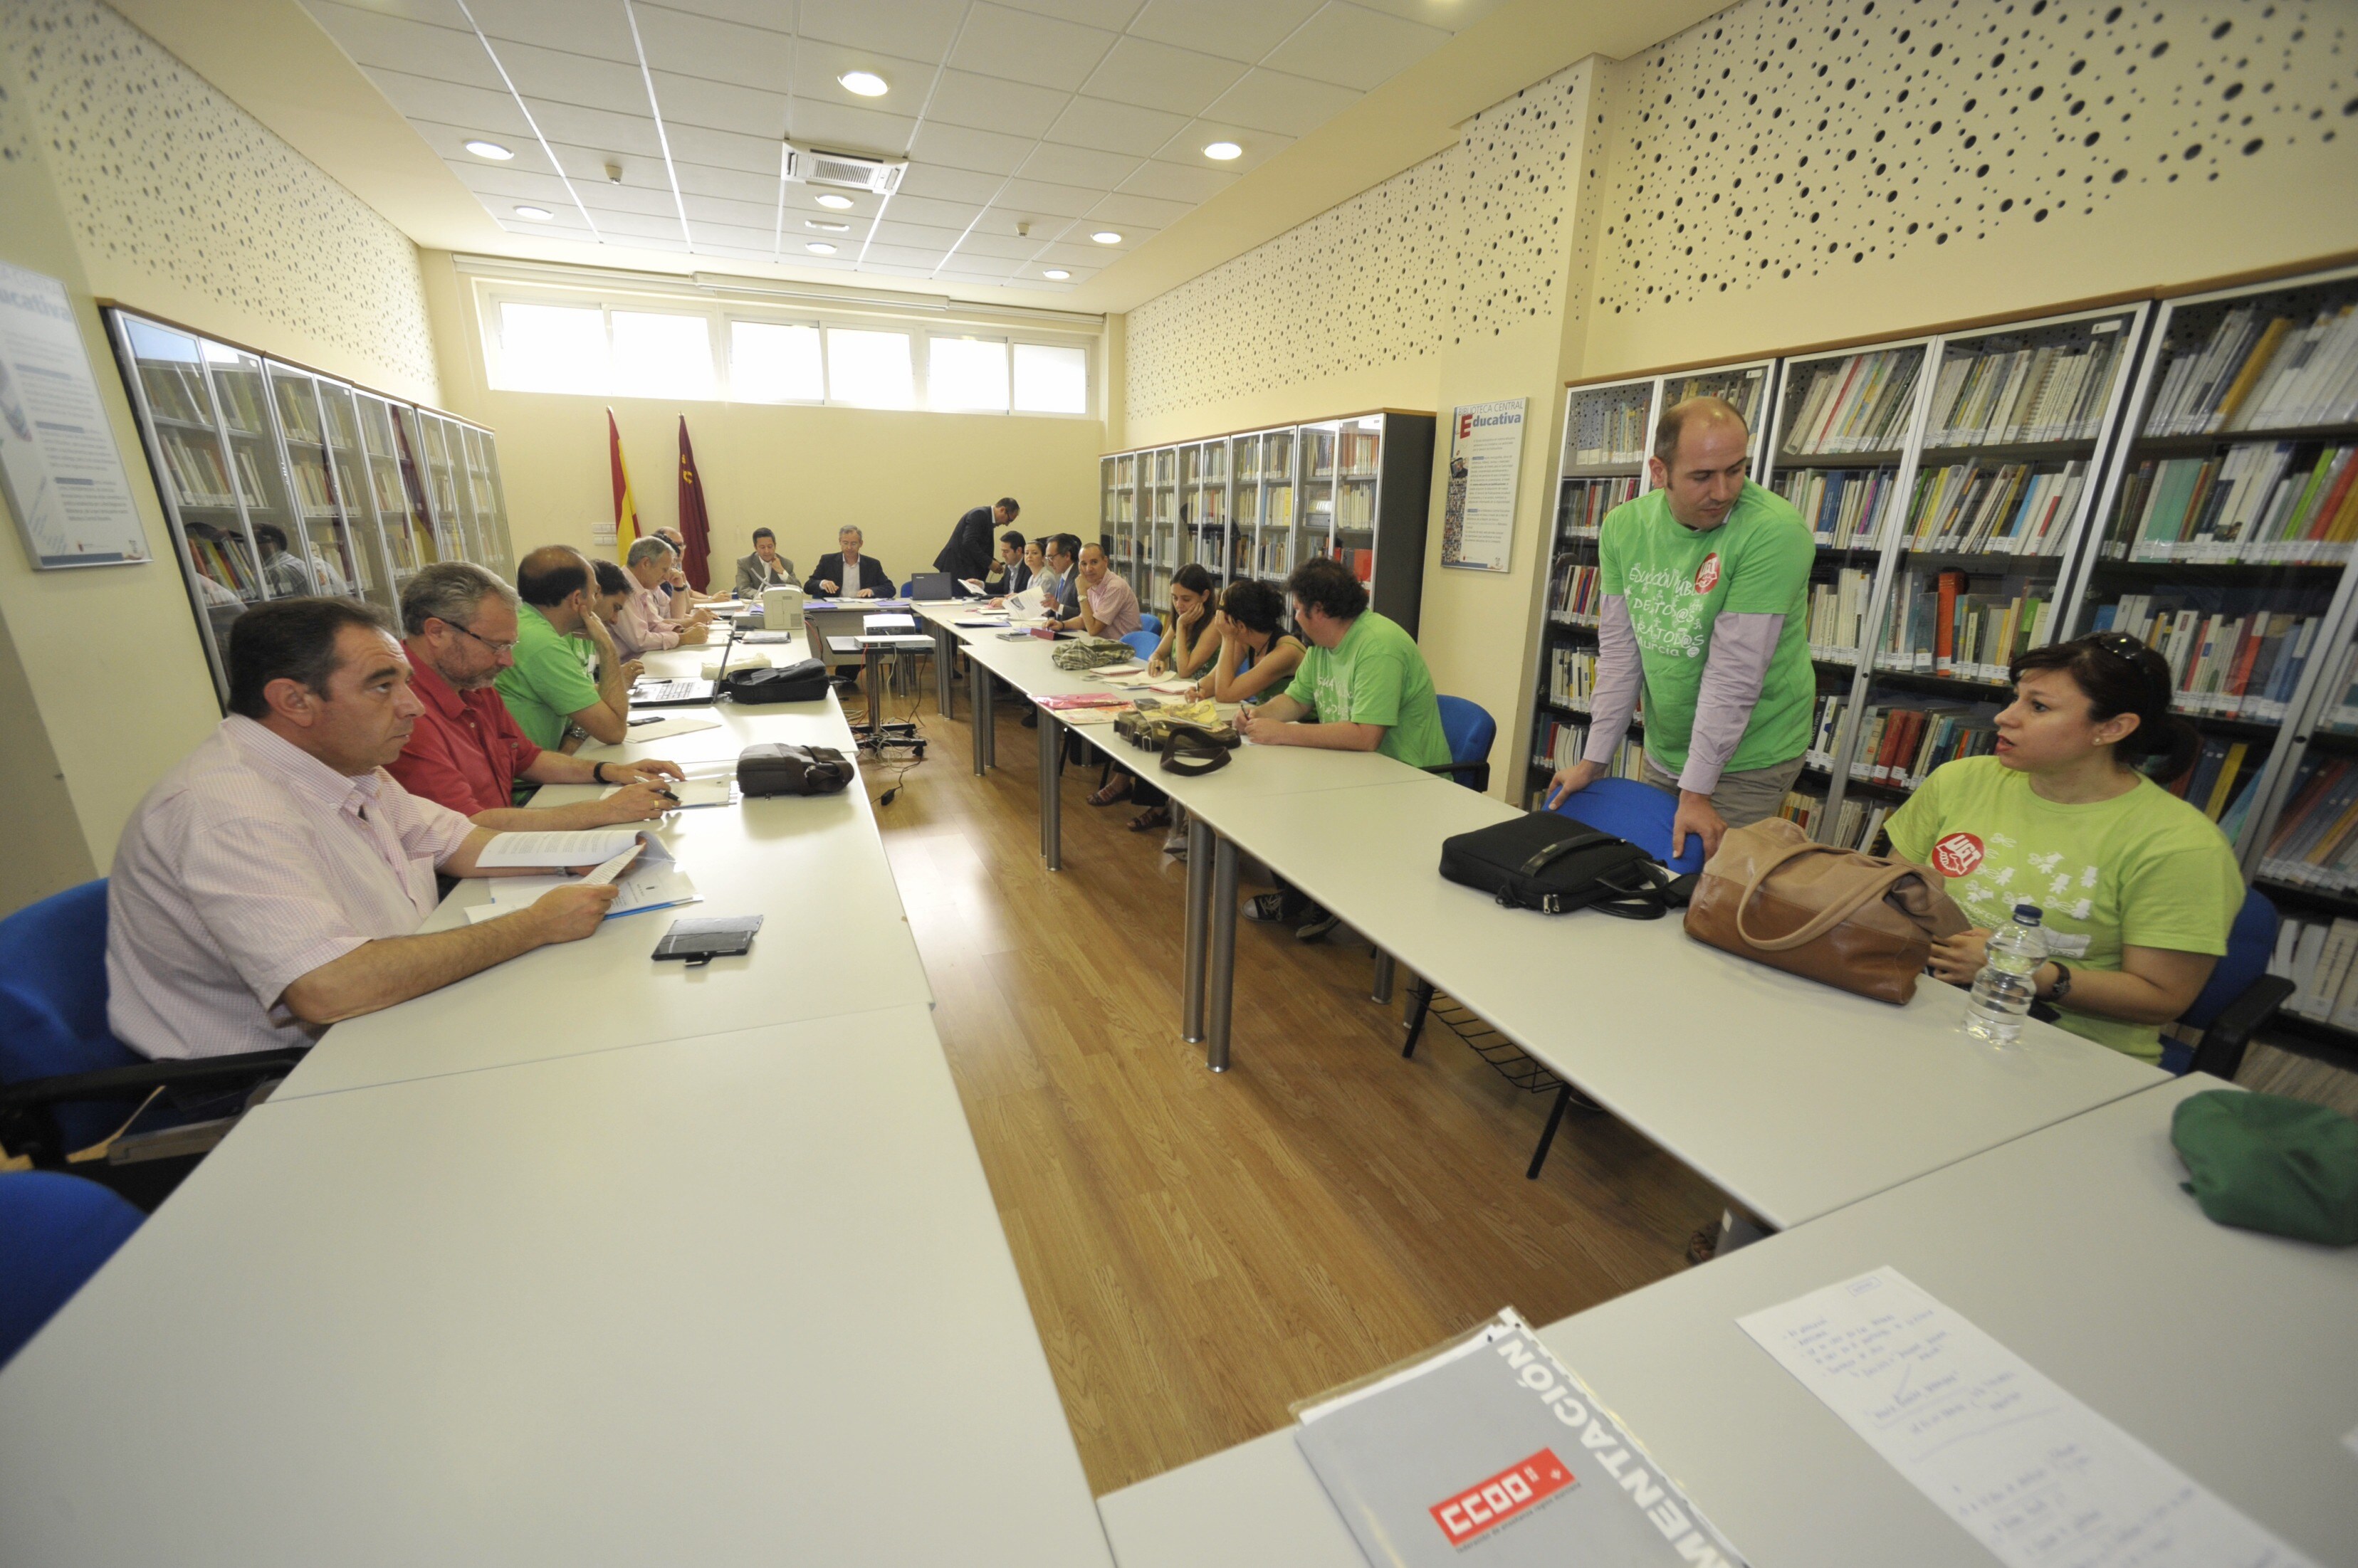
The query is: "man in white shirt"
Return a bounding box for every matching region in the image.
[108,597,619,1060]
[614,536,711,658]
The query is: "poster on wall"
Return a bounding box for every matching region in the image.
[0,261,149,569]
[1437,398,1525,573]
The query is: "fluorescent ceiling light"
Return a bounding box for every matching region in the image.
[805,219,850,232]
[513,205,554,220]
[806,241,839,255]
[838,70,888,98]
[464,140,514,160]
[1090,231,1122,245]
[814,192,854,210]
[1043,269,1071,280]
[1202,141,1242,161]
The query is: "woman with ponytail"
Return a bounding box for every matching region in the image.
[1884,631,2246,1063]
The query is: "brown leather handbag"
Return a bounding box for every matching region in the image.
[1683,819,1970,1003]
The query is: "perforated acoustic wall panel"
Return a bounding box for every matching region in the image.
[0,0,439,402]
[1126,62,1594,428]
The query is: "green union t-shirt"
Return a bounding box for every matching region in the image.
[495,601,602,752]
[1886,755,2246,1063]
[1283,611,1452,769]
[1598,481,1815,776]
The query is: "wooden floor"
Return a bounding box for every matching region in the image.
[863,684,1722,1495]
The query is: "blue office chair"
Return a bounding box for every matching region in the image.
[0,1171,143,1367]
[1425,695,1497,793]
[0,880,303,1181]
[2158,886,2292,1080]
[1138,612,1163,636]
[898,579,916,598]
[1120,630,1160,661]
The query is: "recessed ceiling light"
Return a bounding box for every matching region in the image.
[806,241,838,255]
[805,219,850,232]
[814,193,854,210]
[464,140,514,161]
[513,205,554,220]
[1043,268,1071,280]
[1202,141,1242,161]
[1090,231,1123,245]
[838,70,888,98]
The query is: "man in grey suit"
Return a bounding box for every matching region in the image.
[733,527,797,597]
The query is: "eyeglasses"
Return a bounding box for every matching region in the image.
[445,620,518,656]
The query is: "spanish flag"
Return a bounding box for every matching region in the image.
[607,409,639,554]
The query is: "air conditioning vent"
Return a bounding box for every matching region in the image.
[780,141,908,195]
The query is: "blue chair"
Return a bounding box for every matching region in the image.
[0,880,303,1174]
[1138,612,1163,636]
[1120,630,1161,661]
[1427,695,1497,793]
[0,1171,143,1367]
[2157,887,2292,1080]
[1551,777,1705,876]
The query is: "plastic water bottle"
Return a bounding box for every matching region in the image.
[1961,903,2046,1046]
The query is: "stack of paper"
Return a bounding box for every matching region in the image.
[617,711,723,742]
[468,831,699,922]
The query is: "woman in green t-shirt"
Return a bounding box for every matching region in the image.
[1885,631,2246,1063]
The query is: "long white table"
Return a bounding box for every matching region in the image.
[1098,1074,2358,1567]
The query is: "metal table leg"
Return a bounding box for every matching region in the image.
[1183,814,1213,1043]
[935,624,955,720]
[1206,833,1238,1072]
[1371,951,1395,1005]
[1038,707,1062,871]
[969,653,990,775]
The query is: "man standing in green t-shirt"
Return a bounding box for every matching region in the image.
[1547,397,1816,859]
[1239,556,1452,770]
[495,547,640,752]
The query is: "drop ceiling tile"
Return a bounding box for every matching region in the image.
[1199,68,1359,137]
[681,191,777,230]
[591,209,691,241]
[1085,190,1193,228]
[1347,0,1510,27]
[781,188,879,225]
[630,8,796,94]
[992,0,1140,27]
[1262,1,1449,92]
[691,220,781,251]
[881,194,983,231]
[791,219,859,244]
[1044,96,1185,159]
[1037,236,1143,266]
[1116,157,1245,204]
[1153,116,1292,171]
[1124,0,1326,64]
[895,163,1007,204]
[856,263,945,278]
[522,98,664,158]
[870,219,968,251]
[300,0,470,28]
[792,0,968,60]
[544,140,673,191]
[661,122,782,174]
[486,40,651,112]
[859,245,950,270]
[789,39,940,107]
[575,181,684,219]
[939,258,1024,282]
[360,68,535,137]
[1079,37,1246,117]
[649,73,787,139]
[308,3,499,86]
[1015,141,1138,189]
[671,162,778,204]
[908,120,1036,177]
[953,226,1050,260]
[950,4,1118,94]
[925,70,1070,140]
[992,177,1101,219]
[498,211,594,238]
[466,0,640,60]
[785,100,921,155]
[448,164,579,204]
[409,117,558,174]
[696,243,784,263]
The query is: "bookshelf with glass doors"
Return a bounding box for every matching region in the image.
[106,306,514,711]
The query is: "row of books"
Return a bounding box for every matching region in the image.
[2104,443,2358,563]
[2259,755,2358,893]
[1778,468,1895,549]
[1548,558,1603,623]
[1558,475,1640,537]
[1809,697,2003,789]
[213,370,267,435]
[1530,715,1645,779]
[1924,335,2120,446]
[185,532,260,596]
[1235,436,1292,481]
[1778,788,1890,852]
[2087,598,2322,721]
[138,362,214,425]
[290,458,340,515]
[2314,641,2358,735]
[1661,369,1768,426]
[1335,486,1376,527]
[1900,461,2087,556]
[2147,302,2358,436]
[1804,568,1875,661]
[1544,644,1600,710]
[2265,913,2358,1028]
[1879,571,2056,682]
[2168,736,2263,833]
[1781,349,1924,456]
[274,382,323,443]
[159,433,235,507]
[1334,547,1375,584]
[1336,430,1380,473]
[1567,389,1652,467]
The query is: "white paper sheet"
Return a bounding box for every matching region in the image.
[619,712,723,742]
[476,829,673,869]
[1739,1268,2312,1568]
[603,777,737,809]
[466,861,697,922]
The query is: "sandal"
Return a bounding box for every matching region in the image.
[1087,775,1133,806]
[1128,804,1170,832]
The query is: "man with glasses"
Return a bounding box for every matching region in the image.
[1545,396,1815,861]
[392,562,684,826]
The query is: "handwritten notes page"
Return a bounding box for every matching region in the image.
[1739,1268,2310,1568]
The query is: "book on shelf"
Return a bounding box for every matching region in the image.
[1545,644,1622,711]
[1876,569,2055,681]
[2268,912,2358,1028]
[1776,468,1894,548]
[2164,735,2260,831]
[1779,787,1890,852]
[274,384,321,443]
[1558,475,1640,537]
[1547,559,1602,623]
[1566,389,1650,467]
[138,362,209,423]
[1337,547,1375,584]
[1530,715,1644,782]
[1662,368,1768,425]
[2260,755,2358,892]
[159,433,234,506]
[2147,300,2358,436]
[215,372,266,433]
[1901,461,2085,554]
[1805,568,1873,661]
[1781,349,1924,456]
[2315,641,2358,734]
[2089,598,2320,722]
[231,446,273,506]
[1836,698,2000,789]
[2105,443,2358,564]
[1925,333,2119,446]
[1338,429,1381,475]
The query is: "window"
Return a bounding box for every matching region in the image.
[825,327,913,409]
[610,311,715,400]
[1013,343,1089,414]
[730,320,824,403]
[497,302,606,393]
[928,337,1010,411]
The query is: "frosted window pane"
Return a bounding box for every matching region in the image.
[1012,343,1088,414]
[610,311,716,400]
[928,337,1009,411]
[496,302,607,394]
[827,327,913,409]
[730,321,824,402]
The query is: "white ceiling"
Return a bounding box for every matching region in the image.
[297,0,1504,293]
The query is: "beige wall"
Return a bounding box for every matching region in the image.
[420,256,1105,588]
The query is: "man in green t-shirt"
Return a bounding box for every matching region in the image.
[1546,397,1816,859]
[1240,556,1452,769]
[495,547,639,752]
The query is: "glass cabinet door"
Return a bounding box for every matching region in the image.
[461,424,513,577]
[1299,420,1339,566]
[355,393,432,584]
[1257,427,1297,583]
[396,405,463,564]
[1332,415,1383,589]
[1231,435,1261,583]
[263,362,378,609]
[202,343,312,606]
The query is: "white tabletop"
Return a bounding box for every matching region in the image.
[1099,1075,2358,1568]
[0,1006,1112,1568]
[1200,781,2164,1229]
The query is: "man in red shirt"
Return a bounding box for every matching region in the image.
[389,562,685,827]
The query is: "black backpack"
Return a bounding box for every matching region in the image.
[1438,815,1672,917]
[723,658,830,705]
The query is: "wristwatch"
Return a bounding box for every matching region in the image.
[592,762,611,784]
[2045,961,2073,1002]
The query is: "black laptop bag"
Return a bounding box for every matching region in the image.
[723,658,830,705]
[1438,815,1672,917]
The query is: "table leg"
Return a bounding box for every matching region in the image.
[1716,1207,1771,1255]
[969,653,990,775]
[934,625,955,720]
[1371,951,1395,1005]
[1182,814,1213,1043]
[1206,833,1238,1073]
[1038,707,1062,871]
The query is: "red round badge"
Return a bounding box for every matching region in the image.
[1694,553,1722,593]
[1932,831,1985,878]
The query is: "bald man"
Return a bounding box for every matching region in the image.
[1546,396,1815,860]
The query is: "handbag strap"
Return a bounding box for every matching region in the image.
[1731,840,1922,951]
[1514,825,1614,880]
[1161,727,1230,776]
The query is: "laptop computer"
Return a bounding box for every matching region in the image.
[907,571,965,601]
[629,620,739,707]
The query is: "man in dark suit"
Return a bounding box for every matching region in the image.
[805,525,894,599]
[934,498,1020,584]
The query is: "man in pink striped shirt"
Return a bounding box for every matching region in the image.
[108,599,619,1060]
[612,536,712,658]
